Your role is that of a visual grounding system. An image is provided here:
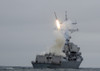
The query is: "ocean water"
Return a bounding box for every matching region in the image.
[0,66,100,71]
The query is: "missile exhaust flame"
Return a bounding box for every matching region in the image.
[56,19,61,30]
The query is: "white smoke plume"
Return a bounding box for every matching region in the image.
[49,30,65,56]
[46,19,77,56]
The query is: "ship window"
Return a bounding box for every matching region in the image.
[60,61,61,63]
[47,57,52,59]
[36,61,38,63]
[63,57,66,59]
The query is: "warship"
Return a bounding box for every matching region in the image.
[31,11,83,69]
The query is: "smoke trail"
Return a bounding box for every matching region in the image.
[49,30,65,56]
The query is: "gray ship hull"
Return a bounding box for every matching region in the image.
[32,61,82,69]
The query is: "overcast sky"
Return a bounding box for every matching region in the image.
[0,0,100,68]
